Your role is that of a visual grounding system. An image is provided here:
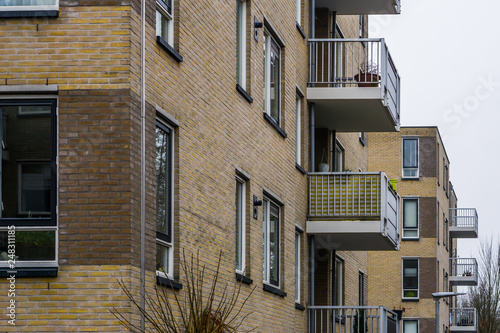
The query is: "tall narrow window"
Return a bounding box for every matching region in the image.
[403,259,419,299]
[295,232,301,303]
[156,120,174,277]
[358,271,364,305]
[0,99,57,269]
[334,141,344,172]
[296,0,301,25]
[263,198,280,287]
[264,32,281,124]
[403,319,418,333]
[236,0,247,90]
[403,138,418,178]
[295,94,302,166]
[156,0,174,46]
[402,198,418,239]
[235,177,246,273]
[334,257,344,305]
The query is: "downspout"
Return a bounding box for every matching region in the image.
[310,0,315,172]
[140,0,146,328]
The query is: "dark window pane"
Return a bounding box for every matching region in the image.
[155,124,172,240]
[0,231,55,261]
[403,259,418,289]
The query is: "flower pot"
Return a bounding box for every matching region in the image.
[354,73,381,87]
[318,163,329,172]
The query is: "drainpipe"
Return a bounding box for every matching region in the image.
[140,0,146,328]
[310,235,315,306]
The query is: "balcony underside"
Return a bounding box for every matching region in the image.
[449,276,478,287]
[308,87,398,132]
[306,220,398,251]
[450,326,476,332]
[449,227,478,239]
[315,0,400,14]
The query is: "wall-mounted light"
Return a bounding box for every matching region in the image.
[253,195,262,219]
[254,17,263,41]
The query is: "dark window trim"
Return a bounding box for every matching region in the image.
[0,267,57,278]
[235,272,253,285]
[236,84,253,103]
[402,177,420,181]
[295,163,306,175]
[295,302,305,310]
[263,113,287,138]
[156,275,183,290]
[0,10,58,18]
[0,99,57,227]
[359,135,366,146]
[156,36,183,63]
[263,283,287,297]
[402,298,419,302]
[296,22,306,39]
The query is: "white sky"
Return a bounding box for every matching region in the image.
[369,0,500,260]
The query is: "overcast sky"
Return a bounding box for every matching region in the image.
[369,0,500,260]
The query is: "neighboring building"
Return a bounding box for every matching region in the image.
[367,127,479,333]
[0,0,408,332]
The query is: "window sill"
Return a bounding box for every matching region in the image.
[402,177,419,181]
[263,283,286,297]
[0,267,58,278]
[156,275,183,290]
[295,302,305,311]
[156,36,183,63]
[236,84,253,103]
[296,22,306,39]
[235,272,253,285]
[402,237,419,241]
[0,9,58,18]
[263,113,287,138]
[296,164,306,175]
[402,298,419,302]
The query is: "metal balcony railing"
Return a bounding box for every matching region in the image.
[450,308,477,330]
[450,258,478,286]
[308,306,400,333]
[308,38,400,126]
[450,208,478,238]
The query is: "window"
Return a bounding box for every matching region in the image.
[156,0,174,45]
[296,0,301,25]
[403,259,419,299]
[236,0,247,90]
[358,271,364,306]
[263,31,281,124]
[0,0,58,17]
[334,141,344,172]
[235,176,246,273]
[295,94,302,166]
[156,120,174,278]
[0,99,57,267]
[263,197,280,287]
[403,138,418,178]
[403,319,418,333]
[402,198,418,239]
[295,231,301,303]
[334,257,344,305]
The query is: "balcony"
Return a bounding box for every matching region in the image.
[307,172,400,251]
[450,208,478,238]
[308,39,400,132]
[450,308,477,332]
[314,0,401,15]
[308,306,400,333]
[449,258,478,286]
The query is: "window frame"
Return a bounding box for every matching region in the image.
[402,197,419,240]
[333,140,344,172]
[334,256,344,306]
[263,196,281,288]
[295,93,302,166]
[235,175,246,274]
[156,0,174,46]
[402,137,419,179]
[295,230,301,303]
[358,271,364,306]
[155,119,175,279]
[236,0,247,91]
[403,318,419,333]
[0,98,57,269]
[402,258,419,300]
[0,0,59,18]
[263,30,281,125]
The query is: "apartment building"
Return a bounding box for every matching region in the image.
[0,0,404,331]
[367,127,479,333]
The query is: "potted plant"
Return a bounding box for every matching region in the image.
[354,62,380,87]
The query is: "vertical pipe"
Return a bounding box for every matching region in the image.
[140,0,146,328]
[435,298,440,333]
[310,235,315,307]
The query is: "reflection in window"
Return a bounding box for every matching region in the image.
[263,198,280,287]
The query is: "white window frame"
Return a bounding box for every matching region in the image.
[402,197,419,240]
[403,318,419,333]
[402,137,419,179]
[156,0,174,46]
[334,140,344,172]
[263,196,281,288]
[155,119,175,279]
[402,258,419,300]
[295,231,301,303]
[295,94,302,166]
[235,176,246,274]
[236,0,247,90]
[296,0,301,25]
[263,30,281,124]
[0,0,59,13]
